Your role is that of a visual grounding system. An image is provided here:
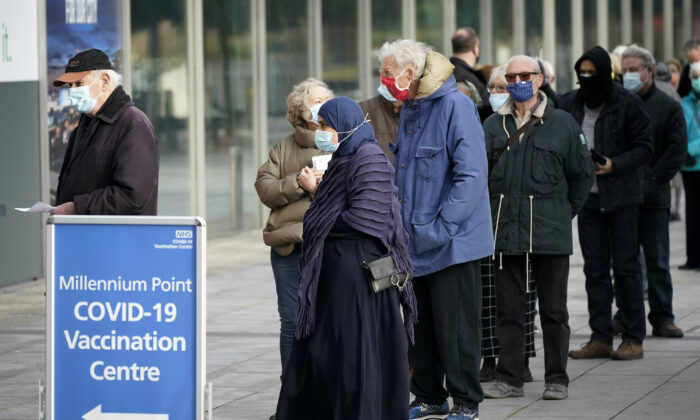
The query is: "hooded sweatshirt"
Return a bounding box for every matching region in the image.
[574,45,613,109]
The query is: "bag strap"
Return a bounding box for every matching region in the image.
[358,242,369,267]
[492,106,554,167]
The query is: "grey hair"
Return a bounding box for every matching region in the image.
[378,39,432,79]
[505,55,540,74]
[94,69,123,87]
[684,38,700,54]
[489,64,507,84]
[540,59,554,77]
[691,61,700,78]
[611,44,629,59]
[622,45,656,68]
[286,77,333,127]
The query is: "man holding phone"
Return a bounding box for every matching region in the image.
[560,46,654,361]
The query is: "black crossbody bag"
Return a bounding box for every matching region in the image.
[358,243,410,293]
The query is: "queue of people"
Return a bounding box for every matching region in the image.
[253,30,697,420]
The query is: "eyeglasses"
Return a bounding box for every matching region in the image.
[505,72,539,83]
[487,84,508,93]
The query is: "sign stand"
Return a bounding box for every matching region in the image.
[46,216,206,420]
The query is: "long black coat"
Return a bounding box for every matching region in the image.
[639,83,688,209]
[55,86,159,215]
[560,83,654,212]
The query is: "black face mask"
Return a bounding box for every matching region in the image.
[578,75,611,108]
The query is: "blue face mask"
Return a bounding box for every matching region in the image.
[693,78,700,94]
[68,77,102,114]
[314,130,338,152]
[506,81,534,103]
[314,117,370,153]
[310,103,323,124]
[623,72,644,93]
[377,84,398,102]
[488,93,509,112]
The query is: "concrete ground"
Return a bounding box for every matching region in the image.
[1,220,699,419]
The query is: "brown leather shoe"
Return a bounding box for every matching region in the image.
[652,322,684,338]
[568,340,612,359]
[611,341,643,360]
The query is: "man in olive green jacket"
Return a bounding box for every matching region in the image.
[482,55,594,401]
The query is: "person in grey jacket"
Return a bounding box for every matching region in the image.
[482,55,594,401]
[655,61,685,221]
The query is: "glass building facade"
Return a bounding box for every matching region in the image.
[70,0,700,236]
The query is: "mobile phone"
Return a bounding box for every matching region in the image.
[590,149,607,165]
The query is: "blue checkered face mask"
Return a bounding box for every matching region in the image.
[506,80,535,103]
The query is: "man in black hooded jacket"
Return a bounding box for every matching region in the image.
[560,46,653,361]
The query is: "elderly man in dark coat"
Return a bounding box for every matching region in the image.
[482,55,594,401]
[615,46,687,338]
[52,49,159,215]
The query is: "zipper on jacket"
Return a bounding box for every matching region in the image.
[526,195,534,293]
[502,116,510,151]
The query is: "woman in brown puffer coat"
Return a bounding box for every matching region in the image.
[254,78,333,391]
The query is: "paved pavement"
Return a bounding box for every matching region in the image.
[1,220,699,419]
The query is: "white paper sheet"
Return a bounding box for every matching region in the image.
[312,154,332,171]
[15,201,56,213]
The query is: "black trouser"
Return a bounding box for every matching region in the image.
[615,208,675,328]
[682,172,700,266]
[578,194,646,345]
[410,260,483,410]
[495,254,570,387]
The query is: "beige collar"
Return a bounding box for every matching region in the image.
[294,125,317,148]
[498,90,548,118]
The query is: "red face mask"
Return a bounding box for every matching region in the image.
[380,67,411,101]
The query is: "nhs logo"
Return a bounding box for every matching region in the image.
[176,230,193,239]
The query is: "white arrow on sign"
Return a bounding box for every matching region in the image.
[82,404,169,420]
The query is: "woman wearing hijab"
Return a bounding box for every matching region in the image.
[275,97,417,420]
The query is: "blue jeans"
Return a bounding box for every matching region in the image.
[578,195,646,345]
[270,244,301,376]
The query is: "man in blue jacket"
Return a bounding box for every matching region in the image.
[379,39,493,420]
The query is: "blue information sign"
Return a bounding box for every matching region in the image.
[47,216,205,420]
